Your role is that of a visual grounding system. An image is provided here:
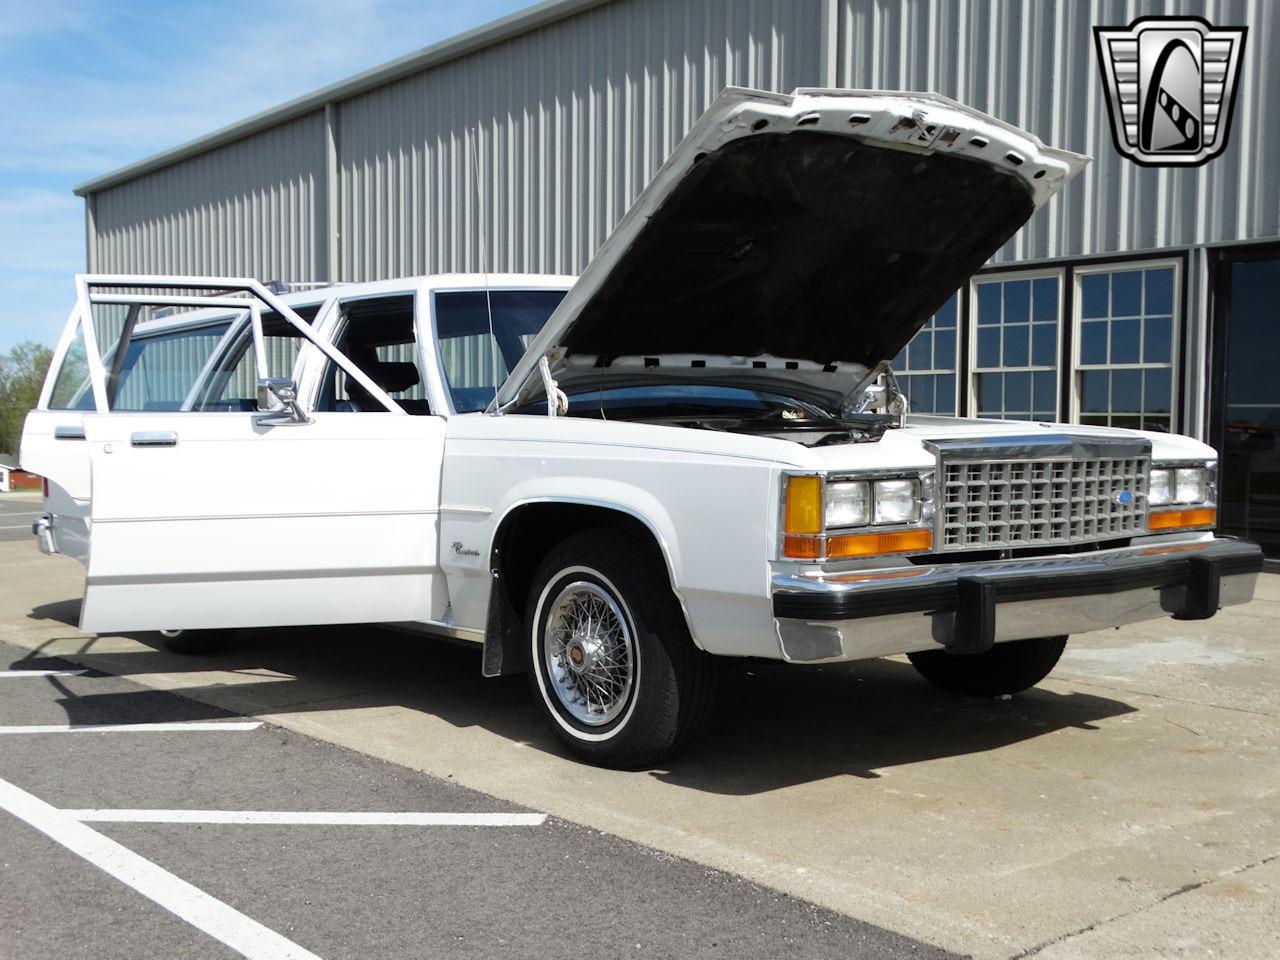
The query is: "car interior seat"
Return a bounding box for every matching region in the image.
[336,346,432,414]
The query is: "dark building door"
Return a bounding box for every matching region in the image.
[1212,248,1280,559]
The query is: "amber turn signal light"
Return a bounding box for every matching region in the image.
[1148,507,1216,531]
[827,529,933,558]
[784,476,822,534]
[782,535,823,559]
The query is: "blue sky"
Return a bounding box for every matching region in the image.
[0,0,529,352]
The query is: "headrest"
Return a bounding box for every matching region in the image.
[365,360,420,394]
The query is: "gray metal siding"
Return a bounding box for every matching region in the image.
[83,0,1277,278]
[90,112,326,281]
[333,0,822,281]
[832,0,1279,263]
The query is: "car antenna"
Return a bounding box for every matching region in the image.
[469,127,501,414]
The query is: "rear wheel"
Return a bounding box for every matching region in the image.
[157,629,238,656]
[525,529,716,768]
[907,635,1067,697]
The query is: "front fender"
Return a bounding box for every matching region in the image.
[438,424,787,666]
[474,483,696,678]
[490,478,686,586]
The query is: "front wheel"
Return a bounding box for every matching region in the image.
[525,529,716,768]
[907,635,1067,697]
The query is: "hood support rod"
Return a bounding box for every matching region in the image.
[840,359,908,425]
[538,355,569,417]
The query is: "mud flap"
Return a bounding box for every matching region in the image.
[481,568,525,677]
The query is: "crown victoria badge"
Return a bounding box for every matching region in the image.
[1094,16,1247,167]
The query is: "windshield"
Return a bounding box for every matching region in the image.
[434,289,568,412]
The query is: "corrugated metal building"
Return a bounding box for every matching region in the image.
[73,0,1280,556]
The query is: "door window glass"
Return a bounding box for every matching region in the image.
[972,274,1061,421]
[319,296,430,414]
[110,323,232,411]
[195,307,318,412]
[892,293,959,415]
[434,289,567,412]
[47,320,94,410]
[1075,265,1177,432]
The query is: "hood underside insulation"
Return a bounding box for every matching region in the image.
[561,131,1036,368]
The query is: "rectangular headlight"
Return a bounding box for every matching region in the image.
[873,478,921,524]
[1149,467,1173,506]
[1175,467,1207,504]
[825,481,870,527]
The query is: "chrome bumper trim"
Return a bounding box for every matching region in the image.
[32,514,56,556]
[771,537,1263,663]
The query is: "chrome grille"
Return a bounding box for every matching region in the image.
[939,456,1148,551]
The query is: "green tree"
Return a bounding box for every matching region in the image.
[0,342,54,456]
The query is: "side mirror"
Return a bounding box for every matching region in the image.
[256,377,312,426]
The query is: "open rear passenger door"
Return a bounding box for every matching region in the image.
[21,290,241,559]
[73,276,448,633]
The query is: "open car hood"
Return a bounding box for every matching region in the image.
[493,87,1088,412]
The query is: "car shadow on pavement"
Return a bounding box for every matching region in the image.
[654,658,1135,792]
[22,598,1136,793]
[28,599,80,628]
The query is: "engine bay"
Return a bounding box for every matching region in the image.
[629,412,895,446]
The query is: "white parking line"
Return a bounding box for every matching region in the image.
[0,669,88,678]
[0,721,263,734]
[0,776,322,960]
[64,809,548,826]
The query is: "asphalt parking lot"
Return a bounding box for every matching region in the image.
[2,537,1278,959]
[0,635,945,960]
[0,493,41,543]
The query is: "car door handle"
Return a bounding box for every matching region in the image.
[130,431,179,447]
[54,425,86,440]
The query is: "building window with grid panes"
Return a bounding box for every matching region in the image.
[891,293,959,415]
[970,272,1061,421]
[1074,263,1177,433]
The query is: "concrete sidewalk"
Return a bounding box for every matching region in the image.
[3,539,1277,959]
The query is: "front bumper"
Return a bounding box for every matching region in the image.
[771,536,1264,663]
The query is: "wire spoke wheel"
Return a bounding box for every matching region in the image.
[527,533,716,767]
[543,581,636,727]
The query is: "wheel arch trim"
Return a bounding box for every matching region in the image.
[481,495,703,678]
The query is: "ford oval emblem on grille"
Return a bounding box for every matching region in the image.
[1115,490,1135,505]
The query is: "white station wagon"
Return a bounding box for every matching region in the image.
[22,88,1264,767]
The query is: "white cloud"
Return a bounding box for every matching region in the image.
[1,0,516,178]
[0,0,526,349]
[0,0,94,42]
[0,187,82,278]
[0,186,83,346]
